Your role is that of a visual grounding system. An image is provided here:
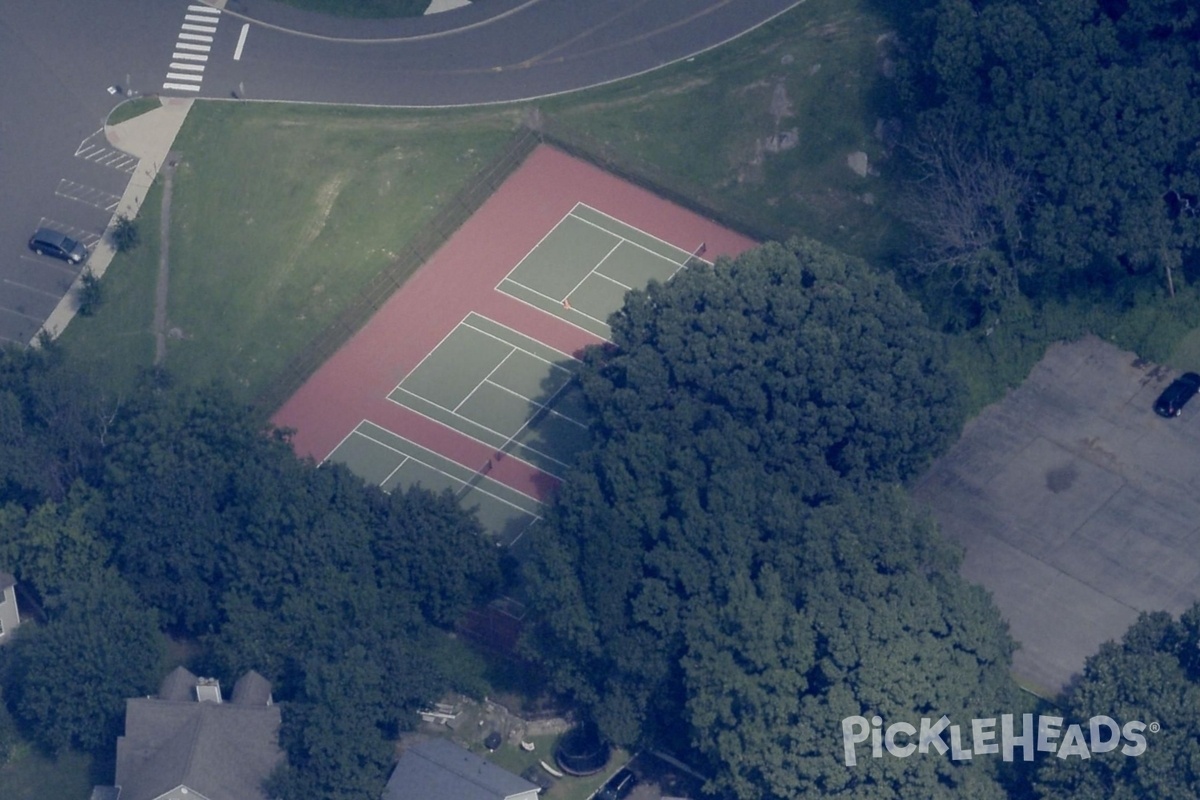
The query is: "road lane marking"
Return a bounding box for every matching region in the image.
[234,23,249,61]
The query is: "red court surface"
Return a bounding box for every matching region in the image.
[272,144,758,503]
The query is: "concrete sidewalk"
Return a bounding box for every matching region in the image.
[37,97,193,342]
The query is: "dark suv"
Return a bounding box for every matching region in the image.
[597,768,637,800]
[1153,372,1200,418]
[29,227,88,265]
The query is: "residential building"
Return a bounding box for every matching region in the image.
[98,667,283,800]
[382,737,540,800]
[0,572,19,644]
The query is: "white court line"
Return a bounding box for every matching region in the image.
[389,386,572,473]
[169,62,206,71]
[234,23,250,60]
[163,83,202,92]
[594,270,634,291]
[380,454,411,488]
[394,313,473,388]
[492,203,592,292]
[563,240,621,302]
[166,73,203,82]
[350,428,544,516]
[459,317,577,369]
[483,379,589,429]
[174,42,211,52]
[571,202,703,265]
[567,209,694,283]
[497,284,612,340]
[490,367,582,467]
[500,277,611,329]
[454,349,516,413]
[178,33,213,42]
[172,52,209,61]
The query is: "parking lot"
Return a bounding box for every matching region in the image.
[914,336,1200,697]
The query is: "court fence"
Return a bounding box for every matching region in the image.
[256,115,785,416]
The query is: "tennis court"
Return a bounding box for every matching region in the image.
[497,202,708,339]
[327,420,542,546]
[387,312,592,478]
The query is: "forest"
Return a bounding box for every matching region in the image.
[3,0,1200,798]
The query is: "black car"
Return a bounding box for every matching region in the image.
[1153,372,1200,418]
[29,227,88,264]
[597,767,637,800]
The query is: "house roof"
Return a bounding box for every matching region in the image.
[232,670,272,706]
[381,738,539,800]
[0,572,15,591]
[114,693,283,800]
[158,666,200,702]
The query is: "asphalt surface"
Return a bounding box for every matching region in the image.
[0,0,802,345]
[913,337,1200,698]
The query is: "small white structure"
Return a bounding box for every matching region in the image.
[0,572,20,644]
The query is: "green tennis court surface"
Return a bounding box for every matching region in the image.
[327,421,541,546]
[497,202,707,339]
[387,313,592,477]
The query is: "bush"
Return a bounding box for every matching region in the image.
[110,215,139,253]
[76,270,104,317]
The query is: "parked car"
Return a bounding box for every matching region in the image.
[1153,372,1200,418]
[597,767,637,800]
[28,227,87,264]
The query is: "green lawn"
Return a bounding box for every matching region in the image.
[0,745,94,800]
[62,0,902,406]
[61,104,524,401]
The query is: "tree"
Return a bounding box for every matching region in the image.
[525,240,1012,797]
[3,575,164,753]
[900,110,1032,298]
[582,239,965,501]
[1033,605,1200,799]
[904,0,1200,296]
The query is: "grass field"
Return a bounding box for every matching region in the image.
[0,745,95,800]
[60,104,524,400]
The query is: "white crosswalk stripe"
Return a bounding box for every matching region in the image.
[162,4,221,94]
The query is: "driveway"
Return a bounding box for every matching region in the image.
[913,336,1200,697]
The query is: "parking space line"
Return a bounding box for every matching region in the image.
[0,304,44,323]
[3,279,65,301]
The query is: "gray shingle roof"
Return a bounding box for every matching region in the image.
[115,691,283,800]
[382,738,539,800]
[232,670,273,706]
[157,666,200,702]
[0,572,15,591]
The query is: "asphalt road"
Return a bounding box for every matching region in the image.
[0,0,801,345]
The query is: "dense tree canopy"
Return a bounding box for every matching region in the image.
[0,344,502,797]
[902,0,1200,296]
[1033,604,1200,799]
[527,240,1016,798]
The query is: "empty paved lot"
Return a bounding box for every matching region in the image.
[914,336,1200,697]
